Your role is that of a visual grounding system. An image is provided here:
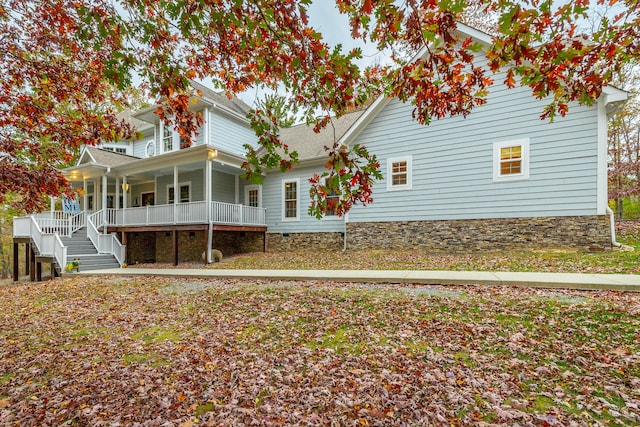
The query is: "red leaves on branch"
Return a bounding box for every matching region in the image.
[1,0,639,214]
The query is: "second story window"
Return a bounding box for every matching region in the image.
[163,125,173,152]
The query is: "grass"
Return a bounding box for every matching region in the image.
[2,276,637,425]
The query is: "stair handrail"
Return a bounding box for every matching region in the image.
[87,210,103,251]
[87,209,125,266]
[53,234,67,270]
[28,215,66,269]
[67,212,86,237]
[29,216,45,255]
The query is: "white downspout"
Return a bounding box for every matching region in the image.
[606,206,622,248]
[343,213,348,251]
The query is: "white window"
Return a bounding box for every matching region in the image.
[168,182,191,203]
[321,176,340,219]
[245,185,261,208]
[282,178,299,221]
[162,124,173,152]
[387,156,413,191]
[102,146,127,154]
[493,139,530,182]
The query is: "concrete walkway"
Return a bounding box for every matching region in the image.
[76,268,640,291]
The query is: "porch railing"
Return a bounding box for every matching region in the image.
[104,201,266,227]
[12,215,68,269]
[30,211,86,237]
[87,211,126,265]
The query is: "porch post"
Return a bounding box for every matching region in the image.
[35,261,42,282]
[13,242,19,281]
[173,230,178,266]
[83,178,87,213]
[173,165,178,224]
[205,157,212,263]
[122,176,128,226]
[50,196,55,213]
[115,177,120,210]
[29,246,35,282]
[25,243,29,275]
[122,177,128,209]
[102,175,108,234]
[94,179,99,210]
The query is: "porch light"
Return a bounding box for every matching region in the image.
[121,183,130,193]
[208,149,218,160]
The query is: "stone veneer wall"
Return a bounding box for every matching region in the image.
[266,232,344,252]
[346,216,611,252]
[213,231,264,255]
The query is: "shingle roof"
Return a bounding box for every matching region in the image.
[191,81,253,116]
[117,109,154,132]
[84,147,139,167]
[277,110,365,161]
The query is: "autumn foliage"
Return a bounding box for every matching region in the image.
[1,0,639,214]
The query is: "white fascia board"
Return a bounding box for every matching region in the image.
[76,146,96,166]
[339,95,391,147]
[602,85,628,104]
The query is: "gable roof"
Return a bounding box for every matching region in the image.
[277,110,366,162]
[78,146,139,167]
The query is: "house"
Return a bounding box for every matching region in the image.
[12,23,628,280]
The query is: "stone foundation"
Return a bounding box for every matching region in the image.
[346,216,612,252]
[213,231,264,255]
[266,232,344,252]
[125,230,265,264]
[127,232,156,264]
[156,231,207,263]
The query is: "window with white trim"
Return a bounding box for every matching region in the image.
[282,179,299,221]
[321,176,340,218]
[162,125,173,152]
[102,146,127,154]
[168,182,191,203]
[387,156,412,191]
[493,139,530,182]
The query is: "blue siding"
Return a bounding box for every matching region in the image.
[132,132,154,158]
[209,109,257,155]
[263,164,345,233]
[345,67,599,223]
[211,170,236,204]
[156,169,205,204]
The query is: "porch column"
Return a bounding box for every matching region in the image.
[173,165,178,224]
[29,246,35,282]
[122,176,128,226]
[25,243,29,275]
[13,242,19,281]
[83,178,87,213]
[205,157,213,264]
[102,175,108,233]
[115,177,120,210]
[122,177,128,209]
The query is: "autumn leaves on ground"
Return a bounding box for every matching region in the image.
[1,276,639,426]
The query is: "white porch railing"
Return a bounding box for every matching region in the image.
[12,215,68,269]
[103,201,266,227]
[87,211,126,265]
[30,211,86,237]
